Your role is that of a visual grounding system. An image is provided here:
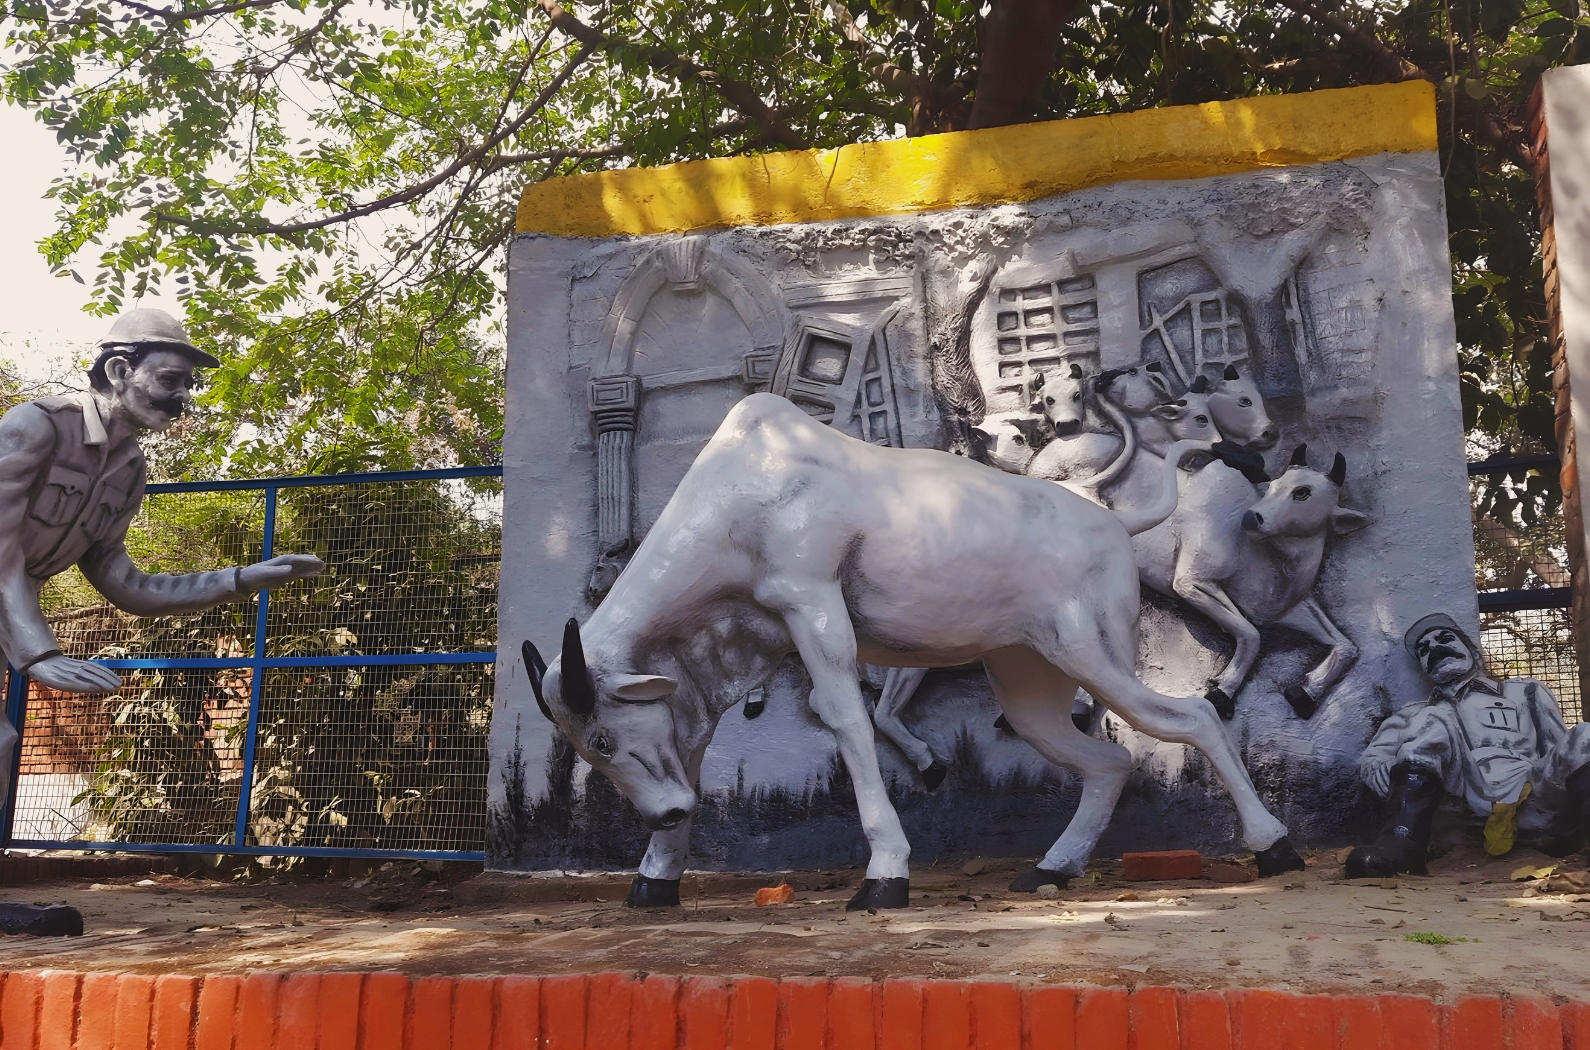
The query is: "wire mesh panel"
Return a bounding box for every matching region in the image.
[1471,466,1569,596]
[265,483,500,657]
[10,671,245,844]
[248,663,493,852]
[1480,606,1583,725]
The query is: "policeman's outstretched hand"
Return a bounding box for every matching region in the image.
[1362,754,1394,798]
[28,655,122,695]
[238,553,326,592]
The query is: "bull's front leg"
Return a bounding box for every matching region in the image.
[763,581,912,911]
[627,734,714,908]
[1273,598,1358,719]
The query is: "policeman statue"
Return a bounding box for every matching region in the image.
[1346,613,1590,877]
[0,310,323,931]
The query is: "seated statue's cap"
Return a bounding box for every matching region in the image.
[1403,612,1471,662]
[97,308,221,368]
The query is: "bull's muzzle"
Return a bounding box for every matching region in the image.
[1242,510,1263,533]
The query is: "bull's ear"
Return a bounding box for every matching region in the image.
[1069,362,1084,378]
[1188,374,1209,394]
[1145,368,1172,397]
[1330,507,1371,535]
[608,674,679,703]
[1145,361,1162,372]
[1149,402,1184,420]
[1290,444,1309,467]
[1224,364,1240,380]
[522,640,553,723]
[1328,452,1347,487]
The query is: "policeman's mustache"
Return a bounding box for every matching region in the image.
[1422,645,1467,669]
[150,396,187,417]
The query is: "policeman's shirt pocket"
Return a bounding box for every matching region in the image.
[29,465,94,526]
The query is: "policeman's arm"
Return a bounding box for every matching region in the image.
[78,524,248,616]
[80,525,325,617]
[0,404,67,667]
[1357,707,1416,797]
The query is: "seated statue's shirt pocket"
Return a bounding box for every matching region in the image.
[29,466,94,527]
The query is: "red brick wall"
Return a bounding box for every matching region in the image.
[0,971,1583,1050]
[1531,83,1590,707]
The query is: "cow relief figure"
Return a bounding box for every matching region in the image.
[523,393,1304,912]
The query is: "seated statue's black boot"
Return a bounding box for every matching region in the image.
[1345,763,1443,878]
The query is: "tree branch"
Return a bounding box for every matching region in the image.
[155,43,593,236]
[113,0,282,21]
[532,0,810,150]
[969,0,1085,129]
[1272,0,1536,175]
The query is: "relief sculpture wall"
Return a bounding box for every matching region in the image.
[490,85,1474,873]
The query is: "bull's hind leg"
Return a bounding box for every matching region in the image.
[1273,598,1359,719]
[1053,622,1305,877]
[874,667,948,789]
[759,580,912,910]
[984,647,1133,891]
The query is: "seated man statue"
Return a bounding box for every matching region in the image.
[1346,613,1590,877]
[0,309,323,934]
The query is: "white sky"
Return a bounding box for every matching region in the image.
[0,103,185,387]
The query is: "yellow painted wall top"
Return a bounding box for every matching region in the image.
[516,81,1436,238]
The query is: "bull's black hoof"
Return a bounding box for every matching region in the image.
[1283,686,1318,720]
[993,714,1012,732]
[1205,687,1236,721]
[743,698,766,719]
[1008,866,1071,893]
[845,877,910,911]
[1254,837,1307,878]
[1344,843,1427,879]
[922,761,948,792]
[0,903,83,937]
[625,874,682,908]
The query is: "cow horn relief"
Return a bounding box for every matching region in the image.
[562,617,597,716]
[1290,444,1309,467]
[1188,374,1209,394]
[1328,452,1347,487]
[522,640,553,723]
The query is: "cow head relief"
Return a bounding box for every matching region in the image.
[1094,362,1174,415]
[1241,445,1372,538]
[1034,362,1091,437]
[972,412,1051,474]
[523,619,697,831]
[1146,377,1220,442]
[1206,364,1280,450]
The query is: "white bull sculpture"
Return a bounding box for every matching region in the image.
[522,393,1304,911]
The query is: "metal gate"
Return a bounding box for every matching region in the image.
[1,466,501,862]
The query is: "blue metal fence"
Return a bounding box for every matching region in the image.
[1,466,502,862]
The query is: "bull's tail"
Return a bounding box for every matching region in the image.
[1098,440,1211,536]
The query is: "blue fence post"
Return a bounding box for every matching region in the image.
[0,666,29,847]
[233,484,277,849]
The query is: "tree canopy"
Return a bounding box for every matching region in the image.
[3,0,1586,477]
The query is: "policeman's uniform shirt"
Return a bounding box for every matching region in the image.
[0,391,243,669]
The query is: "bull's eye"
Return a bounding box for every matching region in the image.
[1045,396,1055,406]
[1195,415,1208,424]
[1127,367,1138,375]
[1012,435,1025,445]
[1238,397,1253,407]
[1072,392,1082,402]
[1291,487,1312,502]
[592,733,615,758]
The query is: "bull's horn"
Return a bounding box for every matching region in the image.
[1290,444,1309,467]
[1188,375,1209,394]
[562,617,597,717]
[1069,362,1084,378]
[1145,361,1162,372]
[1224,364,1240,380]
[521,640,554,723]
[1328,452,1347,487]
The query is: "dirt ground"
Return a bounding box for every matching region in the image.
[2,841,1587,1002]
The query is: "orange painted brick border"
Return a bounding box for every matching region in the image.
[0,971,1582,1049]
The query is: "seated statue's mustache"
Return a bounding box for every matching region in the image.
[149,396,186,417]
[1423,644,1467,668]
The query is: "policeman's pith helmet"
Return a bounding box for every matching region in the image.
[89,308,220,392]
[97,308,220,367]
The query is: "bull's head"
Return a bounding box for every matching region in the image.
[972,412,1050,474]
[1207,365,1279,449]
[1146,382,1219,442]
[1241,446,1372,538]
[1095,362,1175,415]
[523,619,697,831]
